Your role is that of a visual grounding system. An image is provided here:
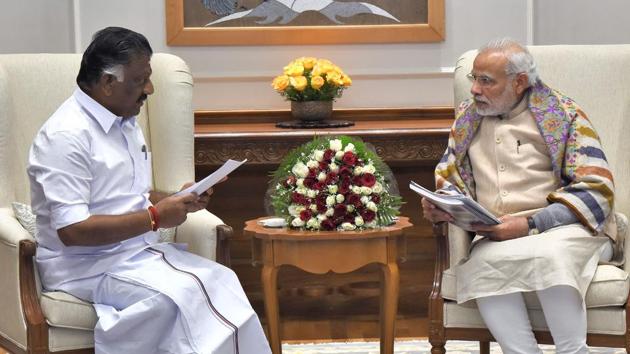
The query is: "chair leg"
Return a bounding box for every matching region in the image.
[480,341,490,354]
[429,341,446,354]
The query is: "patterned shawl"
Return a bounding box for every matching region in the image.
[435,80,615,237]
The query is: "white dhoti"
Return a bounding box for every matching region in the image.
[455,224,609,304]
[57,243,271,354]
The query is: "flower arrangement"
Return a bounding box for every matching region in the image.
[269,136,402,231]
[271,57,352,102]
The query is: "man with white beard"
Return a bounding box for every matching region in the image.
[421,38,621,353]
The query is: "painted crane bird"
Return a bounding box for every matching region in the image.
[203,0,400,26]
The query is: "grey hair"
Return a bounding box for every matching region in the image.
[102,64,124,82]
[479,38,539,85]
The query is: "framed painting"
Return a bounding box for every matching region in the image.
[166,0,445,45]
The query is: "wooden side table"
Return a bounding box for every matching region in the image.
[245,217,412,354]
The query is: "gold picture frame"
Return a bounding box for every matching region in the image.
[166,0,445,46]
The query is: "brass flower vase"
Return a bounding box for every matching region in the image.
[290,100,333,121]
[276,100,354,129]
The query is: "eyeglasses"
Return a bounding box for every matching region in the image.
[466,73,497,87]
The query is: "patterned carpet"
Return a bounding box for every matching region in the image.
[282,339,625,353]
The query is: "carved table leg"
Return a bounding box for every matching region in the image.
[379,262,400,354]
[261,264,281,354]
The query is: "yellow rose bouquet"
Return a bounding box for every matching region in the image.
[271,57,352,102]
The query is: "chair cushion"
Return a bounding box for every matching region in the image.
[40,291,97,331]
[443,302,627,335]
[442,264,629,309]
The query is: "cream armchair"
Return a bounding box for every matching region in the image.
[0,53,232,354]
[429,45,630,353]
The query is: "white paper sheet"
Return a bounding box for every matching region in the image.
[175,159,247,197]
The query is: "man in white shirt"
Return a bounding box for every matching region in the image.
[28,26,271,354]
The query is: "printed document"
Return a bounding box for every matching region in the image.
[409,181,500,231]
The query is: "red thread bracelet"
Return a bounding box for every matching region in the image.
[148,205,160,231]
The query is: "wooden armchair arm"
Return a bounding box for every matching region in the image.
[428,222,449,349]
[216,224,233,268]
[19,239,49,353]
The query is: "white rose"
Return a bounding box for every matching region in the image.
[344,143,355,152]
[361,196,369,205]
[307,160,319,169]
[295,205,306,213]
[288,204,300,216]
[325,208,334,217]
[353,166,363,176]
[326,195,336,206]
[361,186,373,195]
[292,162,309,178]
[341,222,357,231]
[329,163,339,172]
[306,189,317,198]
[363,164,376,174]
[335,151,344,160]
[352,186,362,195]
[296,186,307,195]
[336,194,345,203]
[373,182,383,193]
[317,214,327,221]
[310,204,317,212]
[329,139,342,151]
[365,221,377,228]
[355,216,364,226]
[314,150,324,162]
[291,217,305,227]
[328,185,338,194]
[296,178,304,187]
[346,205,355,212]
[306,218,320,229]
[317,172,327,182]
[367,201,378,212]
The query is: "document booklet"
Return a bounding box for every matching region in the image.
[409,180,500,231]
[175,159,247,197]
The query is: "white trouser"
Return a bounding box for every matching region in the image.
[476,240,613,354]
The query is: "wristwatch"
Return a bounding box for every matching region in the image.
[527,216,539,235]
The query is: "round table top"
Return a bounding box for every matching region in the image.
[244,216,412,241]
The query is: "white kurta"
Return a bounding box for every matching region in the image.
[28,88,271,354]
[454,95,609,304]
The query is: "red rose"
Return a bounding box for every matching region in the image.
[339,165,352,176]
[360,173,376,187]
[347,193,361,207]
[313,181,326,191]
[344,214,355,223]
[339,178,351,194]
[342,151,357,166]
[361,210,376,222]
[352,175,362,186]
[303,177,316,189]
[291,192,305,204]
[321,219,335,230]
[325,172,339,184]
[307,168,318,178]
[318,161,329,171]
[323,149,335,162]
[299,209,313,221]
[333,204,346,217]
[317,203,327,213]
[371,194,381,204]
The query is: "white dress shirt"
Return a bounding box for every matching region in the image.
[28,88,158,290]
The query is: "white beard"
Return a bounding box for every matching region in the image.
[474,85,518,116]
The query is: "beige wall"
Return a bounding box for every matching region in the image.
[2,0,629,110]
